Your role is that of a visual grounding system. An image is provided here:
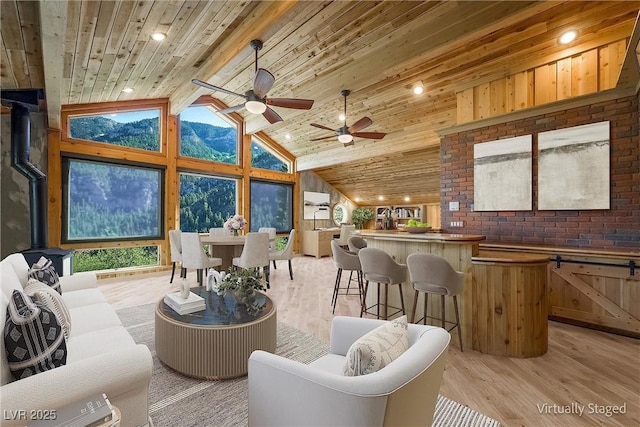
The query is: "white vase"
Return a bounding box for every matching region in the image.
[180,278,190,299]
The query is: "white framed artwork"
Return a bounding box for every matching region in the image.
[303,191,330,219]
[473,135,532,211]
[538,121,610,210]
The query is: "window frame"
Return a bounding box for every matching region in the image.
[61,155,165,244]
[250,136,292,173]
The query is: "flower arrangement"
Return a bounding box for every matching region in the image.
[210,267,265,315]
[224,214,247,233]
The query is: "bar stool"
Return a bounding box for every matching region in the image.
[406,252,465,351]
[358,247,407,320]
[330,240,365,314]
[347,236,367,253]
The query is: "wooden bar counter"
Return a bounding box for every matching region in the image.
[472,251,549,358]
[358,231,484,351]
[359,231,549,358]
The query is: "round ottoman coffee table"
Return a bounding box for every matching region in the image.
[155,287,276,380]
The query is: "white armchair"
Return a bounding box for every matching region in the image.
[248,316,450,427]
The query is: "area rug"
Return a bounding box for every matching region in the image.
[118,303,500,427]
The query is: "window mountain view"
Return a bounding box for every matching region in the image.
[67,114,291,271]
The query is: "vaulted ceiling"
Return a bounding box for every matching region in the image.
[2,1,639,206]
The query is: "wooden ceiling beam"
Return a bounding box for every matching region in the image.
[38,0,67,129]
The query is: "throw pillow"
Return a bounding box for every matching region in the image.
[4,289,67,380]
[24,278,72,340]
[28,256,62,295]
[344,315,409,376]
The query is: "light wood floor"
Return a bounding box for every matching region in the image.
[98,255,640,427]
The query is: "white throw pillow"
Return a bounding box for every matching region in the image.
[24,278,72,340]
[344,315,409,376]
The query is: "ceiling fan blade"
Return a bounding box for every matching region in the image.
[351,131,386,140]
[310,123,335,132]
[349,116,373,133]
[262,106,283,124]
[267,98,314,110]
[310,135,337,142]
[253,68,275,98]
[192,79,246,98]
[216,104,245,115]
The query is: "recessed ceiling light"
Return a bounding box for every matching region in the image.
[338,113,346,121]
[412,82,424,95]
[285,134,291,140]
[378,196,384,201]
[354,197,360,202]
[151,32,166,41]
[559,30,577,45]
[404,196,410,202]
[122,87,133,93]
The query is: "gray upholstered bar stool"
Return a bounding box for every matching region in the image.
[347,236,367,253]
[358,247,407,320]
[406,252,465,351]
[330,240,365,314]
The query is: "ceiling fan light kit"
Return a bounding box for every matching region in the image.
[191,39,314,124]
[245,100,267,114]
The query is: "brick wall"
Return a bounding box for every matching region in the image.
[440,94,639,249]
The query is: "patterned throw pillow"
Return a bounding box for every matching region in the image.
[24,278,72,340]
[4,289,67,380]
[344,315,409,376]
[28,257,62,295]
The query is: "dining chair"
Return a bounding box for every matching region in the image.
[268,229,295,280]
[258,227,277,251]
[232,232,271,288]
[168,229,185,283]
[407,252,465,351]
[209,227,228,237]
[181,232,223,286]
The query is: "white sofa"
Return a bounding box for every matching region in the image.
[248,316,450,426]
[0,253,153,427]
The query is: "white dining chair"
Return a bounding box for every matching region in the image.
[258,227,277,251]
[232,232,271,288]
[209,227,228,237]
[181,232,223,286]
[269,229,296,280]
[334,224,356,248]
[168,229,185,283]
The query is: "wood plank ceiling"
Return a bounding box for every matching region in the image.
[2,1,639,206]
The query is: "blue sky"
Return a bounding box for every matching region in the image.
[102,106,232,128]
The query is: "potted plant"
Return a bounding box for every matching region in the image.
[212,267,265,315]
[351,207,375,229]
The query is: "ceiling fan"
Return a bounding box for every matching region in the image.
[192,39,314,124]
[310,90,386,146]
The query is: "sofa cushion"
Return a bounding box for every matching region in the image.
[344,315,409,376]
[68,303,121,336]
[66,326,135,363]
[61,289,107,309]
[4,289,67,380]
[24,279,72,340]
[28,257,62,295]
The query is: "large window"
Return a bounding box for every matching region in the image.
[179,105,238,164]
[251,138,290,172]
[250,180,293,233]
[179,173,237,232]
[63,159,163,242]
[68,109,161,151]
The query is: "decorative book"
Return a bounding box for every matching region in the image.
[28,392,114,427]
[164,291,205,315]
